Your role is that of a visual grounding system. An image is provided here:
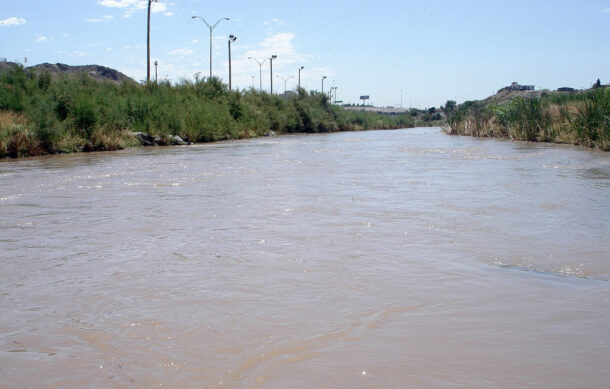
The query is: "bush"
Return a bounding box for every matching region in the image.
[0,66,410,158]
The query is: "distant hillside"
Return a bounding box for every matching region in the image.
[29,63,136,84]
[481,88,545,106]
[0,61,19,73]
[0,60,135,84]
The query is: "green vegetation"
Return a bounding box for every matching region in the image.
[0,65,414,159]
[443,88,610,151]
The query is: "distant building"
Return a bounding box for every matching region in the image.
[557,87,575,92]
[508,82,534,91]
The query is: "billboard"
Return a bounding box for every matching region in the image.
[360,95,369,100]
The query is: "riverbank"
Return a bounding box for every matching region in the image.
[443,86,610,151]
[0,64,415,159]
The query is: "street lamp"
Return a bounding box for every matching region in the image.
[298,66,304,89]
[154,60,158,83]
[228,34,236,90]
[276,75,293,93]
[248,57,268,92]
[321,75,327,94]
[269,55,277,94]
[147,0,159,83]
[192,15,229,79]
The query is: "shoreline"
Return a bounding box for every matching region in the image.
[0,125,421,162]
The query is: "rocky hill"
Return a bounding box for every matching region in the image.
[481,88,546,106]
[29,63,135,84]
[0,60,19,73]
[0,60,135,84]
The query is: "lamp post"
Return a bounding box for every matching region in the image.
[154,60,158,82]
[248,57,268,92]
[298,66,304,89]
[228,34,236,90]
[321,75,327,94]
[147,0,159,83]
[269,55,277,94]
[192,15,229,79]
[276,75,293,93]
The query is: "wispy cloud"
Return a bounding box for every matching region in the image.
[253,33,308,64]
[36,36,48,43]
[98,0,167,18]
[604,8,610,13]
[98,0,141,8]
[263,18,285,26]
[225,32,312,90]
[87,15,114,23]
[0,17,27,27]
[169,48,193,56]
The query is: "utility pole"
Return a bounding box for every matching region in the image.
[154,60,158,82]
[321,75,327,94]
[147,0,158,83]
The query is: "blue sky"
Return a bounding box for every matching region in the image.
[1,0,609,108]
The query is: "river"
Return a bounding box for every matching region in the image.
[1,128,609,388]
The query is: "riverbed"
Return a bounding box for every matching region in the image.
[1,128,609,387]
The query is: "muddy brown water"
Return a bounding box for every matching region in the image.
[1,128,609,388]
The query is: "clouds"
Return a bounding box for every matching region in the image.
[263,18,285,26]
[169,48,194,56]
[252,33,309,65]
[36,36,48,43]
[87,15,114,23]
[97,0,168,18]
[224,32,313,90]
[0,17,27,27]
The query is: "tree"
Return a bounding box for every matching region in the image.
[444,100,456,112]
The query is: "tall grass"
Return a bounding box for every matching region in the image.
[0,65,414,158]
[443,88,610,151]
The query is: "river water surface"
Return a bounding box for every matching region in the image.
[1,128,609,388]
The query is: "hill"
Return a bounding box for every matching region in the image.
[481,88,545,106]
[28,63,136,84]
[0,60,135,84]
[0,61,19,73]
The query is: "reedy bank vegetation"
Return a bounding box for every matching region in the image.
[443,87,610,151]
[0,65,413,158]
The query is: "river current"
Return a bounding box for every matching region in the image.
[1,128,609,387]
